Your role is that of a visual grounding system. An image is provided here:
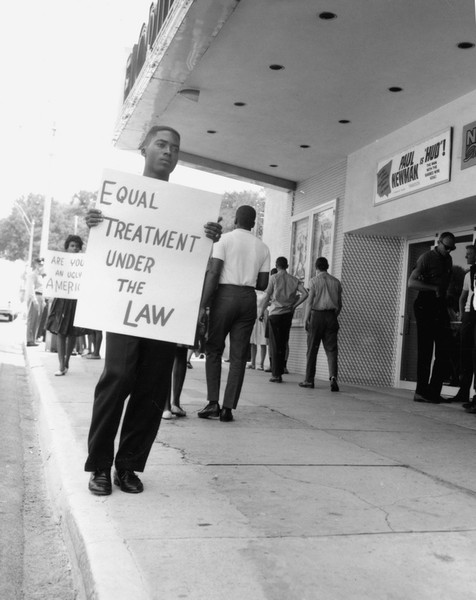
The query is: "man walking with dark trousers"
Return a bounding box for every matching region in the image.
[299,257,342,392]
[197,205,270,422]
[259,256,308,383]
[408,232,456,404]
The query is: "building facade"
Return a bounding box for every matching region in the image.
[114,0,476,394]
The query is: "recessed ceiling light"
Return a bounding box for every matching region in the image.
[388,86,403,92]
[234,102,246,107]
[207,130,217,134]
[339,119,350,124]
[300,144,310,148]
[269,64,284,71]
[269,164,278,168]
[457,42,475,49]
[318,12,337,20]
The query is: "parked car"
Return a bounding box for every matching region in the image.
[0,259,24,322]
[0,298,19,321]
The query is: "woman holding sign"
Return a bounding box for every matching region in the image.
[46,235,85,376]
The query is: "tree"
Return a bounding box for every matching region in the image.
[0,190,97,262]
[0,194,44,261]
[219,189,266,236]
[48,190,96,251]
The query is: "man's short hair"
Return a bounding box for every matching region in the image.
[315,257,329,271]
[138,126,181,153]
[235,205,256,229]
[466,244,476,251]
[34,257,44,265]
[438,231,456,250]
[270,268,278,275]
[275,256,288,269]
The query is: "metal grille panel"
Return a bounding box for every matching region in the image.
[339,234,405,386]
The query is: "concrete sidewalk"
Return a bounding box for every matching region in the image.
[26,344,476,600]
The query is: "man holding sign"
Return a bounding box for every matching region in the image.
[84,126,222,495]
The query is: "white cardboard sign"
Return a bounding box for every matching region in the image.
[74,169,222,345]
[43,250,85,299]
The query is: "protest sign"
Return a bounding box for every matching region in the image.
[74,169,222,345]
[43,250,85,299]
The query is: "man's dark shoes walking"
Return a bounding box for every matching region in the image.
[219,407,234,422]
[413,392,440,404]
[198,402,220,419]
[298,381,314,389]
[269,376,282,383]
[451,392,469,403]
[88,470,112,496]
[113,469,144,493]
[330,377,339,392]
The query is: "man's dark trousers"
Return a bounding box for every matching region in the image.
[268,312,293,377]
[414,293,451,398]
[206,285,256,409]
[85,332,176,473]
[305,310,339,382]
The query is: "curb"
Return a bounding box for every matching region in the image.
[25,346,151,600]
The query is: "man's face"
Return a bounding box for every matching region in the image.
[466,247,476,264]
[143,130,180,180]
[437,236,455,256]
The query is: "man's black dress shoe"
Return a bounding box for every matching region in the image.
[330,377,339,392]
[451,393,469,403]
[197,402,220,419]
[413,392,440,404]
[269,376,282,383]
[88,470,112,495]
[298,381,314,389]
[435,396,452,403]
[113,469,144,493]
[219,407,234,422]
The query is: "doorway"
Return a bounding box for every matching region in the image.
[399,232,474,393]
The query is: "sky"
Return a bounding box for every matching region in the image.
[0,0,260,219]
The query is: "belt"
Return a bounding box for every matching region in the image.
[218,284,255,290]
[35,291,43,296]
[312,308,335,312]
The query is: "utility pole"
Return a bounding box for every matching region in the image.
[14,202,35,265]
[40,122,56,258]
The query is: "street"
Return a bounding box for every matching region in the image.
[0,316,77,600]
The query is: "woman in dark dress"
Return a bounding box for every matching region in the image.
[46,234,85,376]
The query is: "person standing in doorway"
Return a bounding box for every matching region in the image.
[84,125,222,495]
[259,256,308,383]
[299,257,342,392]
[197,205,271,422]
[451,244,476,403]
[408,232,456,404]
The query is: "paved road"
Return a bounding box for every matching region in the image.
[0,317,77,600]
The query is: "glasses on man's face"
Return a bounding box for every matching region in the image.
[439,240,454,252]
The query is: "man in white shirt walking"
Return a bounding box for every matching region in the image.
[198,205,271,422]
